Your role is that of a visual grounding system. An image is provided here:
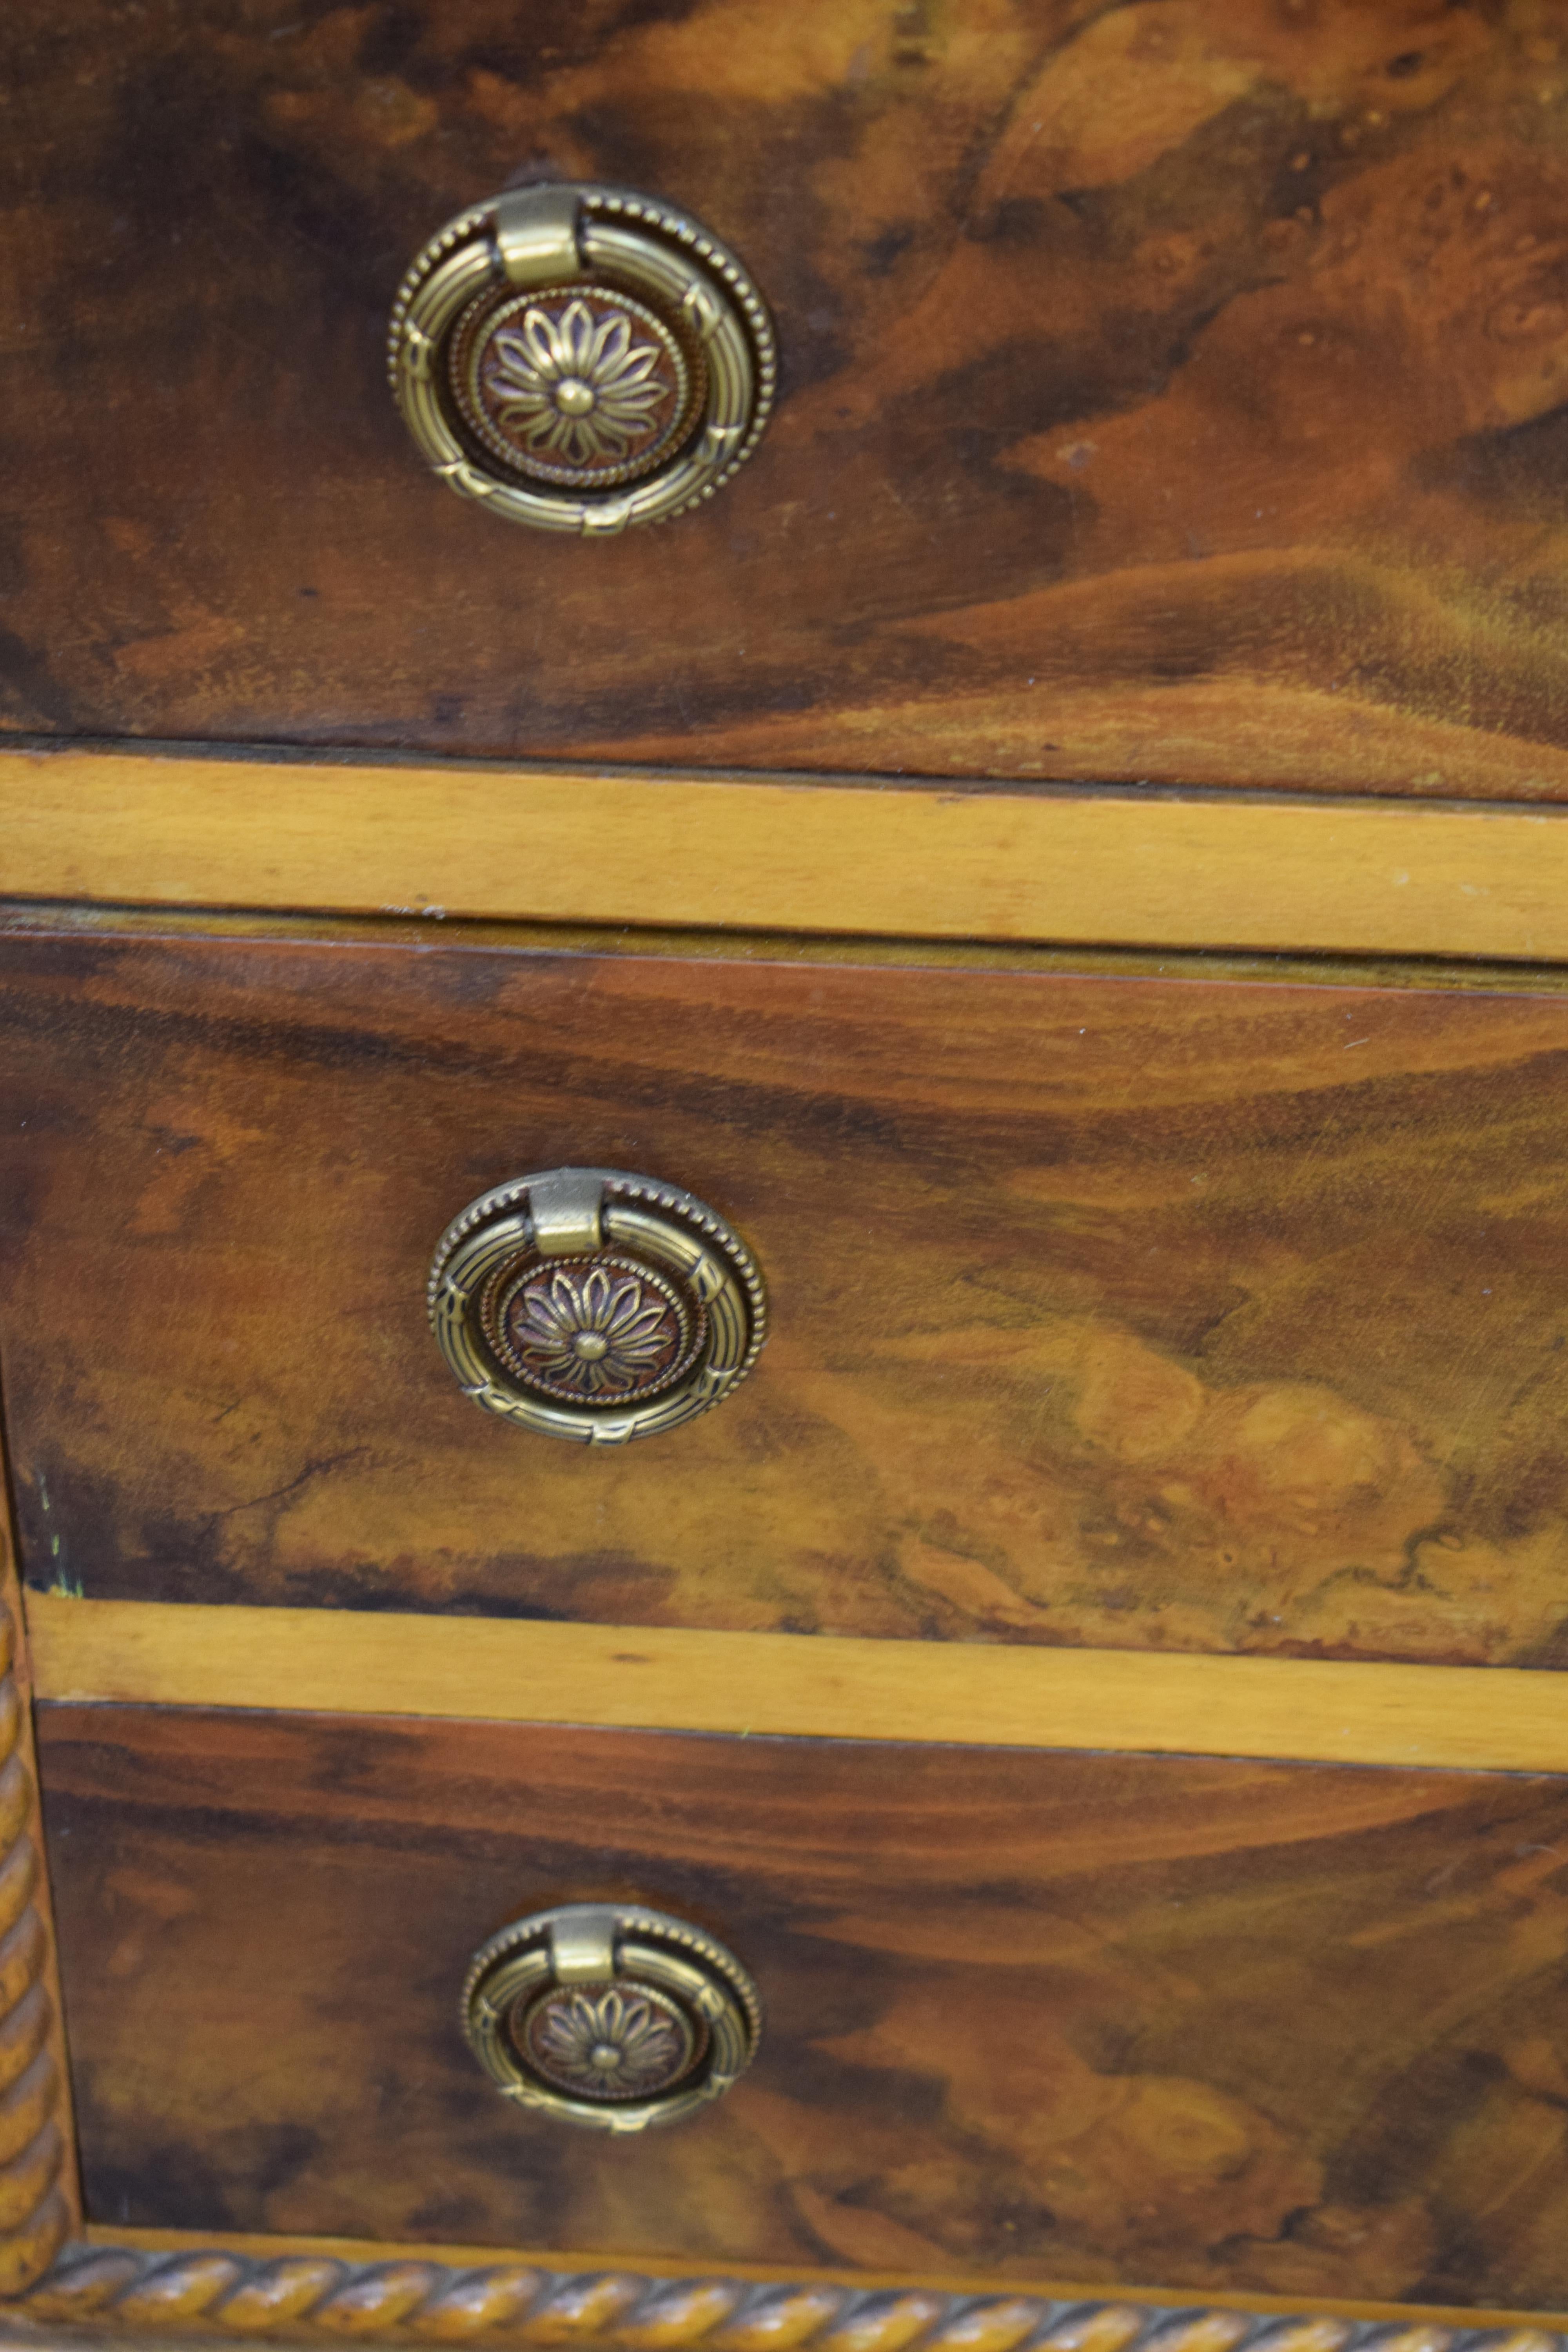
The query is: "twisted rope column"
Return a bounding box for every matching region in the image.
[0,1593,72,2297]
[4,2247,1562,2352]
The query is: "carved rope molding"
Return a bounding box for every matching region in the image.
[0,1597,71,2298]
[2,2249,1564,2352]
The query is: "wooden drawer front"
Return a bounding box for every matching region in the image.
[8,927,1568,1666]
[8,4,1568,799]
[37,1702,1568,2307]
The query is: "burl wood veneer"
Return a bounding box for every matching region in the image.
[7,924,1568,1664]
[7,1,1568,793]
[35,1703,1568,2307]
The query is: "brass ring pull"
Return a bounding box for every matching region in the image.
[428,1167,766,1444]
[388,183,776,534]
[463,1904,762,2133]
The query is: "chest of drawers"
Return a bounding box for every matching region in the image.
[9,3,1568,2346]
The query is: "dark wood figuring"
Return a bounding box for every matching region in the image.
[8,924,1568,1664]
[35,1702,1568,2306]
[7,2,1568,794]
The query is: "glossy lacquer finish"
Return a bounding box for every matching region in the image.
[8,927,1568,1664]
[35,1704,1568,2307]
[7,2,1568,794]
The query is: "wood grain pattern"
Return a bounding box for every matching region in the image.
[8,6,1568,795]
[35,1595,1568,1778]
[11,2240,1568,2346]
[16,751,1568,960]
[37,1704,1568,2308]
[14,926,1568,1663]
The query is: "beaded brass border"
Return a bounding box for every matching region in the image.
[1,2245,1561,2352]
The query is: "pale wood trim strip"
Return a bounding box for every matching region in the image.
[21,2228,1563,2338]
[26,1595,1568,1776]
[4,749,1568,959]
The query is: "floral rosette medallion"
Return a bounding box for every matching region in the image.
[490,1256,703,1408]
[514,1983,702,2102]
[450,285,703,490]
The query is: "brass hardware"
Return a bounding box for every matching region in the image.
[462,1903,761,2133]
[388,184,776,534]
[428,1167,766,1444]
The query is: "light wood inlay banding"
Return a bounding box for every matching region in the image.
[27,1595,1568,1775]
[6,750,1568,962]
